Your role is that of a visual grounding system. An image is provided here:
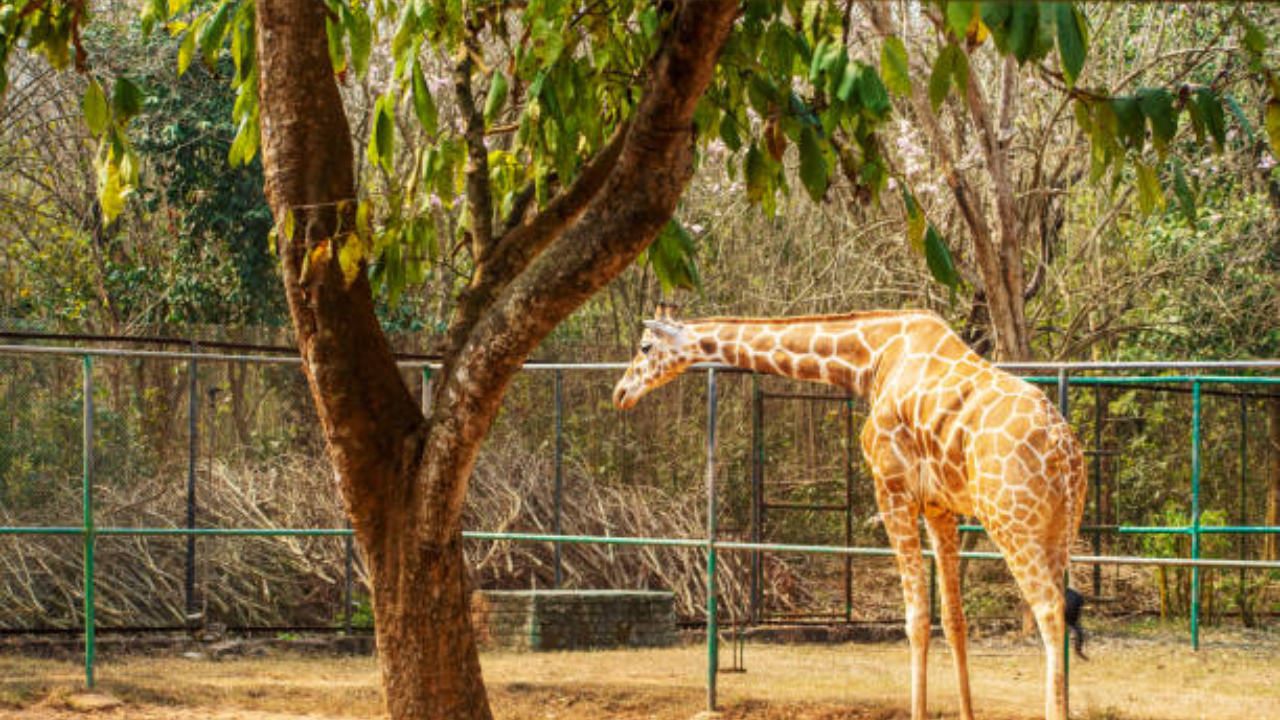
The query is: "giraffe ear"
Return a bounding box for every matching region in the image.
[654,301,681,322]
[642,319,683,341]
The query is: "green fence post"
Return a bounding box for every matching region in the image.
[553,369,564,588]
[1236,396,1247,623]
[1190,381,1202,651]
[750,374,762,624]
[705,369,719,713]
[82,354,96,689]
[1057,369,1070,716]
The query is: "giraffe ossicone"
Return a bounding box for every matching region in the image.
[614,305,1086,720]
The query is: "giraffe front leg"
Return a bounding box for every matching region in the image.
[924,509,974,720]
[875,490,929,720]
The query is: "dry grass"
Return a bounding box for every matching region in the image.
[2,631,1279,720]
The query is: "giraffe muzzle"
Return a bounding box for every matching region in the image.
[613,383,634,410]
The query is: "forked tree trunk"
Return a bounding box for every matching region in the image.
[254,3,490,717]
[253,2,737,719]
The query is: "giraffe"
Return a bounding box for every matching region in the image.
[613,304,1086,720]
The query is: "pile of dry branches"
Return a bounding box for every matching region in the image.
[1,436,816,629]
[0,453,348,630]
[464,438,815,621]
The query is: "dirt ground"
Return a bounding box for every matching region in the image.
[2,620,1279,720]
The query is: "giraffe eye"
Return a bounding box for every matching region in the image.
[640,342,654,354]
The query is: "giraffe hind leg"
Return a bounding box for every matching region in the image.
[923,509,974,720]
[982,519,1069,720]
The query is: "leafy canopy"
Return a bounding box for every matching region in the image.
[1,0,1275,300]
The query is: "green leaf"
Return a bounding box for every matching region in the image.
[1172,160,1196,224]
[924,225,959,292]
[348,3,373,79]
[230,4,255,84]
[1008,1,1039,64]
[945,1,977,41]
[1134,160,1164,216]
[929,47,954,112]
[798,125,829,202]
[1111,96,1144,150]
[809,37,830,83]
[1266,100,1280,155]
[766,22,798,76]
[111,77,144,125]
[1224,95,1254,146]
[83,79,108,136]
[950,44,970,98]
[177,19,200,76]
[326,15,347,74]
[1054,2,1087,87]
[744,144,768,203]
[856,63,892,119]
[1194,88,1226,151]
[411,61,438,136]
[901,187,926,252]
[1072,98,1091,135]
[1137,87,1176,151]
[880,36,912,98]
[198,1,234,70]
[981,0,1012,46]
[929,44,967,113]
[639,5,658,38]
[484,71,509,126]
[646,218,701,294]
[720,116,743,152]
[228,114,251,166]
[1239,15,1267,56]
[367,95,396,174]
[836,65,858,104]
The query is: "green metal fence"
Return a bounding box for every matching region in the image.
[2,342,1280,715]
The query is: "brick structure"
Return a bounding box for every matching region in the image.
[471,589,677,651]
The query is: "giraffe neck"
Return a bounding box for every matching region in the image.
[684,311,920,400]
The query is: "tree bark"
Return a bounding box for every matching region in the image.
[254,2,738,718]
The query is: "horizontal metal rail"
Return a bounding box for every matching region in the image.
[1119,526,1280,535]
[4,342,1280,374]
[6,526,1280,570]
[1022,375,1280,385]
[761,502,851,512]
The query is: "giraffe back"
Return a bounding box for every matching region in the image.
[871,315,1086,544]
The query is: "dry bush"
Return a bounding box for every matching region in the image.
[465,437,816,621]
[0,452,350,630]
[0,433,818,629]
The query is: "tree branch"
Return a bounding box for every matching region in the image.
[454,44,494,262]
[439,120,629,359]
[418,0,740,544]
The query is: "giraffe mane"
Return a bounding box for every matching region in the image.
[688,309,935,325]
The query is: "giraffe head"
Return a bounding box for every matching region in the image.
[613,303,698,410]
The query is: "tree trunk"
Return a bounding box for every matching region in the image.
[253,2,737,719]
[1266,397,1280,561]
[255,3,486,718]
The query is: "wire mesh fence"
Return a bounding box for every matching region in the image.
[1,338,1278,646]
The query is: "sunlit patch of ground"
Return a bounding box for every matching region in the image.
[2,625,1278,720]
